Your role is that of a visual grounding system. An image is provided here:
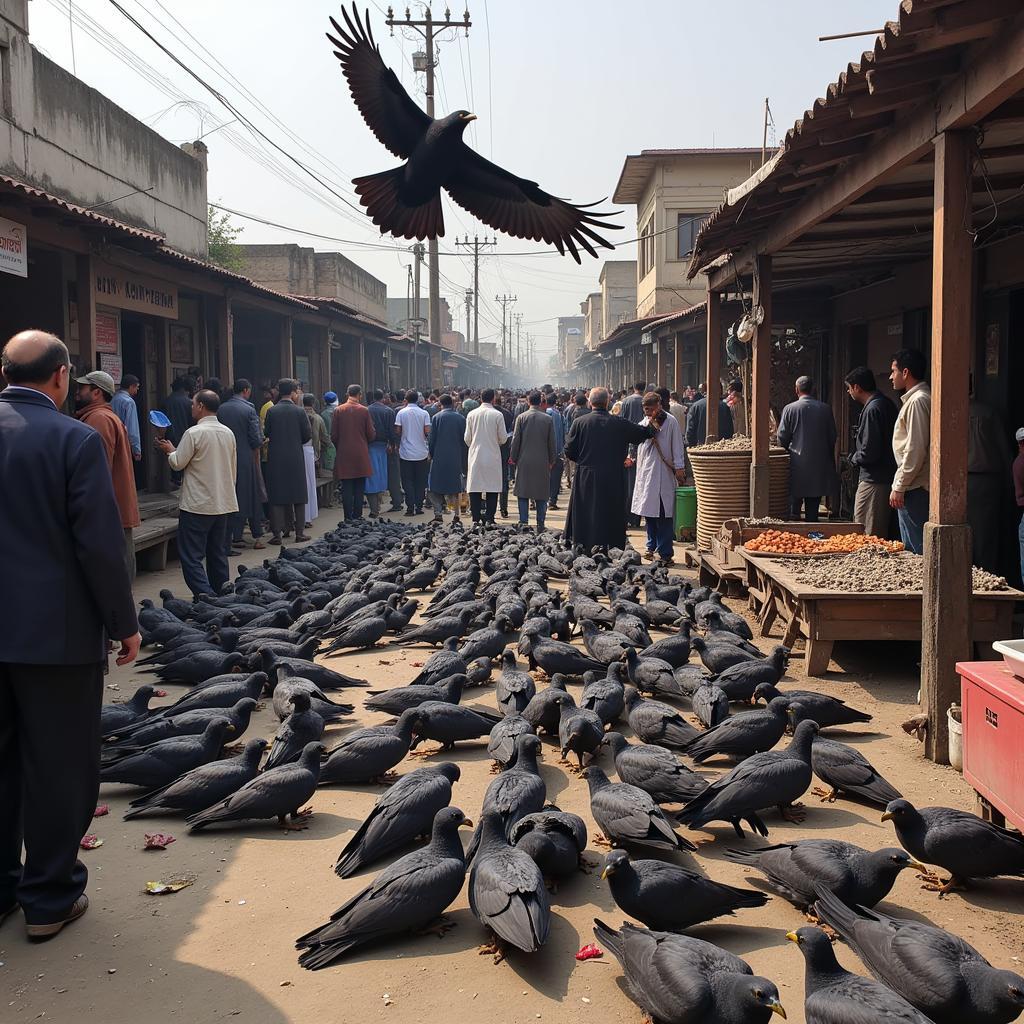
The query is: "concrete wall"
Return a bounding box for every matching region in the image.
[385,296,452,339]
[581,292,603,351]
[240,244,387,322]
[600,259,637,335]
[558,315,585,370]
[632,153,759,317]
[0,7,207,255]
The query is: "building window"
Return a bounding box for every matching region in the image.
[0,44,11,119]
[676,212,710,260]
[639,216,655,279]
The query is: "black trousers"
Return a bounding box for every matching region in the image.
[400,458,428,512]
[339,478,366,520]
[0,661,103,924]
[790,496,820,522]
[470,492,498,523]
[500,443,511,515]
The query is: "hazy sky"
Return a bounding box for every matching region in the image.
[30,0,897,359]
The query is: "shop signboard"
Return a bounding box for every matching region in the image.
[0,217,28,278]
[93,259,178,319]
[99,352,123,384]
[95,311,120,353]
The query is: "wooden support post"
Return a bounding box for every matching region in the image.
[75,254,96,370]
[673,330,684,395]
[705,288,721,441]
[216,293,234,386]
[750,256,773,516]
[922,129,974,764]
[280,316,293,379]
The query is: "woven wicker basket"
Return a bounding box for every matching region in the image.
[689,448,790,551]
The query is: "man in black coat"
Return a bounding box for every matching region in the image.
[845,366,897,538]
[217,378,266,550]
[264,378,311,544]
[0,330,140,940]
[685,389,734,447]
[564,387,658,550]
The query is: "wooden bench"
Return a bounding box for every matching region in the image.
[134,516,179,571]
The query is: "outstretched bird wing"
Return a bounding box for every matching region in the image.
[445,144,620,263]
[326,5,431,160]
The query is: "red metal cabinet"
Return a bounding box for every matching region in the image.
[958,661,1024,832]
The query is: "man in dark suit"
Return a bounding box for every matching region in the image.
[0,330,140,940]
[777,375,839,521]
[685,388,734,447]
[264,378,312,544]
[217,378,265,550]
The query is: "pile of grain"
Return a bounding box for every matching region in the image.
[690,435,785,454]
[785,545,1009,593]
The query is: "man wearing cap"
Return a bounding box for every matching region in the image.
[75,370,140,578]
[319,392,339,480]
[111,374,141,462]
[1014,427,1024,584]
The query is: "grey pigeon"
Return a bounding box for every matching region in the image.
[123,738,268,820]
[581,664,625,724]
[557,697,605,771]
[263,692,326,770]
[266,653,368,692]
[579,620,634,665]
[672,663,711,698]
[363,673,466,715]
[409,701,500,751]
[487,713,535,770]
[677,720,818,838]
[187,741,323,831]
[140,672,266,719]
[584,765,695,853]
[811,737,901,807]
[601,848,767,931]
[271,676,350,724]
[103,697,257,751]
[690,636,760,674]
[521,635,604,677]
[511,809,588,880]
[602,731,707,804]
[521,675,568,735]
[319,710,420,786]
[623,685,699,750]
[322,614,389,652]
[404,637,467,685]
[701,604,754,640]
[334,763,461,877]
[459,615,513,662]
[100,718,233,789]
[813,886,1024,1024]
[467,733,546,860]
[882,798,1024,894]
[692,682,730,728]
[396,608,475,647]
[466,656,493,686]
[638,625,691,668]
[622,647,681,699]
[594,919,786,1024]
[495,649,536,715]
[723,838,923,910]
[755,683,871,729]
[101,684,165,734]
[142,650,246,684]
[298,806,472,969]
[469,808,550,956]
[682,696,790,765]
[788,926,932,1024]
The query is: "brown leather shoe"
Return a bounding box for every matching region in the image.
[26,894,88,941]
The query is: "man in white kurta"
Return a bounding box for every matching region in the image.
[464,388,508,525]
[631,392,685,563]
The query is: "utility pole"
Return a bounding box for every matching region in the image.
[761,97,770,167]
[463,288,473,353]
[455,234,497,355]
[411,242,425,384]
[495,294,517,370]
[514,312,523,374]
[387,5,471,389]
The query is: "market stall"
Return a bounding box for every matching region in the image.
[739,547,1019,676]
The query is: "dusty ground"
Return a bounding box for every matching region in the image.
[4,502,1023,1024]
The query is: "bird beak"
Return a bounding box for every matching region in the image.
[880,811,894,822]
[600,866,611,880]
[906,858,928,871]
[461,112,477,121]
[768,1001,787,1019]
[460,817,474,829]
[785,931,800,944]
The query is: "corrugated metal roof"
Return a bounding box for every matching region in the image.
[687,0,1024,279]
[0,174,165,242]
[646,303,707,332]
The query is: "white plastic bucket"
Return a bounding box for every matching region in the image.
[947,704,963,773]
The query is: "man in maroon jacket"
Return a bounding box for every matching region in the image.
[331,384,375,520]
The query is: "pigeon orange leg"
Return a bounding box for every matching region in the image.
[811,786,838,803]
[477,933,505,964]
[416,914,456,938]
[922,874,966,897]
[778,803,806,823]
[277,815,308,832]
[593,833,614,849]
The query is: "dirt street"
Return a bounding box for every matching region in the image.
[3,504,1021,1024]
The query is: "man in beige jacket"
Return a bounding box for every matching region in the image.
[888,348,931,554]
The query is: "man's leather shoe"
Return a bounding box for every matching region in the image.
[26,894,88,941]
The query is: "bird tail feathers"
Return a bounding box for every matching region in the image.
[810,884,860,936]
[353,166,444,241]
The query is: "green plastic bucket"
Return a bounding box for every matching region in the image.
[675,485,697,535]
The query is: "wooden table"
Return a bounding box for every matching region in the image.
[738,550,1022,676]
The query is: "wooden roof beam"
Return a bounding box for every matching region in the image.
[705,9,1024,291]
[865,54,962,95]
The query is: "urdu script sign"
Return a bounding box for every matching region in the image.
[92,259,178,319]
[0,217,28,278]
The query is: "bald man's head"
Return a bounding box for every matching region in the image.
[2,331,70,386]
[589,386,609,410]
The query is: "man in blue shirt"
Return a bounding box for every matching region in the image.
[111,374,141,462]
[545,392,566,510]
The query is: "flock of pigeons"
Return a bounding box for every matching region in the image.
[98,517,1024,1023]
